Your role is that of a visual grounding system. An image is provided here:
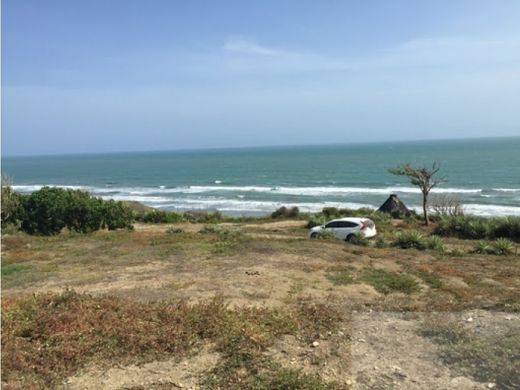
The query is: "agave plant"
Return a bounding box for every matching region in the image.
[393,230,427,250]
[473,240,492,254]
[492,238,514,256]
[426,235,446,253]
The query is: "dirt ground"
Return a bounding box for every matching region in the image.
[2,220,519,389]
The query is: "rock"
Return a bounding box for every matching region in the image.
[465,317,474,323]
[488,383,496,389]
[312,341,320,347]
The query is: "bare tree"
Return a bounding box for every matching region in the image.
[430,194,464,217]
[389,162,446,225]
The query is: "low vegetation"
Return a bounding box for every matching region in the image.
[1,290,344,389]
[473,238,515,256]
[361,268,420,294]
[271,206,300,219]
[434,215,520,241]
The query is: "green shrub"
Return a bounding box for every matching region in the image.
[473,238,515,256]
[348,233,369,246]
[473,240,494,255]
[101,200,134,230]
[492,238,514,256]
[1,179,24,225]
[374,236,387,248]
[434,215,520,241]
[20,187,133,235]
[311,229,336,240]
[271,206,299,219]
[20,187,69,235]
[426,235,446,252]
[392,230,427,250]
[166,227,183,235]
[141,209,183,224]
[305,215,326,229]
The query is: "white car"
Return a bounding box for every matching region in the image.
[309,217,377,241]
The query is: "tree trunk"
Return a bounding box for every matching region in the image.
[422,192,429,226]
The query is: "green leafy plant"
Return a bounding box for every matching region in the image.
[492,238,514,256]
[166,227,183,235]
[426,235,446,252]
[392,230,427,250]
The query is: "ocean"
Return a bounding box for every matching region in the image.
[3,137,520,217]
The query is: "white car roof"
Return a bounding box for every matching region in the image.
[329,217,371,223]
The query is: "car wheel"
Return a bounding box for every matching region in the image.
[310,232,318,239]
[345,234,354,242]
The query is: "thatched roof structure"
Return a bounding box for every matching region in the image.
[378,194,410,215]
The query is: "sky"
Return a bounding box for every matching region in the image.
[2,0,520,156]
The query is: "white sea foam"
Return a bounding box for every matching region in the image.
[13,184,501,196]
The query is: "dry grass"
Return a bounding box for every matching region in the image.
[1,290,344,389]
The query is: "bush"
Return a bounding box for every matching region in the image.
[102,200,134,230]
[473,240,494,255]
[375,236,387,248]
[426,235,446,252]
[310,229,336,240]
[348,233,369,246]
[141,209,183,224]
[1,179,24,225]
[392,230,427,250]
[305,215,326,229]
[492,238,514,256]
[20,187,133,235]
[434,216,520,242]
[271,206,299,219]
[21,187,69,235]
[166,227,183,235]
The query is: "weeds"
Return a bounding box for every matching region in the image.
[1,263,34,276]
[361,267,420,294]
[326,266,356,285]
[311,229,337,240]
[348,234,369,246]
[1,290,344,389]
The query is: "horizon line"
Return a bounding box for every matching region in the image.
[2,134,519,159]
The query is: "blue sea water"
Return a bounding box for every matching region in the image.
[3,137,520,216]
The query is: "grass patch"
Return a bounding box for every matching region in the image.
[1,290,344,389]
[361,267,420,294]
[1,263,34,276]
[414,269,443,289]
[420,317,520,389]
[199,224,245,253]
[326,266,356,285]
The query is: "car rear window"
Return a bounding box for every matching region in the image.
[362,219,375,228]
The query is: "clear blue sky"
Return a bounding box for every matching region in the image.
[2,0,520,156]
